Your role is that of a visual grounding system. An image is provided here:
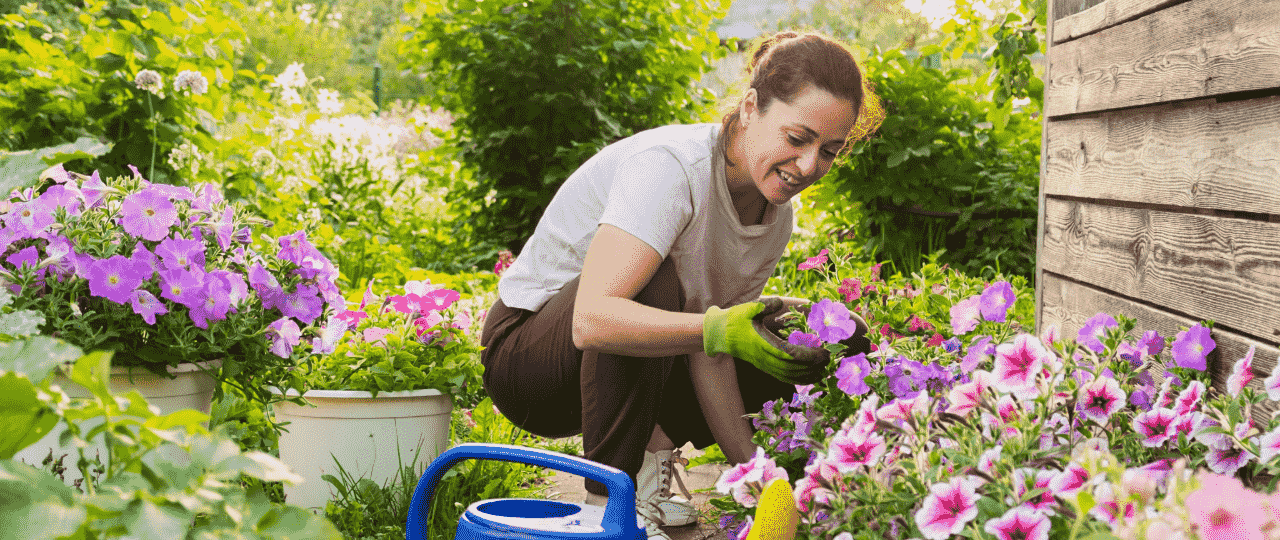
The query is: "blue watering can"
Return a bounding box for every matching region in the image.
[406,443,648,540]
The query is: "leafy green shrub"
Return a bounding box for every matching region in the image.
[0,0,250,183]
[234,0,365,97]
[811,49,1041,281]
[399,0,729,252]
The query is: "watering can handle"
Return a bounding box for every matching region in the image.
[406,443,638,540]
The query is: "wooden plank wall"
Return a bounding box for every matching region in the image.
[1038,0,1280,392]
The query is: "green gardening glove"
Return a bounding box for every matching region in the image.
[703,299,828,385]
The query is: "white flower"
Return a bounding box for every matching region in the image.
[316,89,342,115]
[173,70,208,95]
[134,69,163,95]
[167,141,202,176]
[251,148,275,168]
[280,86,302,107]
[273,62,308,90]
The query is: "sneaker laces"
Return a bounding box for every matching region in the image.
[659,448,694,502]
[636,501,672,540]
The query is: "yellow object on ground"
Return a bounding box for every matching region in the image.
[745,478,800,540]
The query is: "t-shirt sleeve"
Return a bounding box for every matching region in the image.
[598,147,694,260]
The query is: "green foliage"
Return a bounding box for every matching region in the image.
[0,0,250,183]
[811,49,1041,281]
[234,1,360,96]
[399,0,729,252]
[771,0,935,52]
[0,344,341,538]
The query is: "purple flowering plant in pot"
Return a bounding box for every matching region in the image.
[0,165,344,405]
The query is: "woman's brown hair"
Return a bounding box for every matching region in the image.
[715,31,884,165]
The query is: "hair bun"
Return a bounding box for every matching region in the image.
[748,31,800,73]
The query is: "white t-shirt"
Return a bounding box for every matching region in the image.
[498,123,793,314]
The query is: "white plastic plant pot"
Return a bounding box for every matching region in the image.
[12,360,220,484]
[272,388,454,510]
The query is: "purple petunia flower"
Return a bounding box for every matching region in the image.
[88,255,148,305]
[212,207,235,250]
[80,171,107,209]
[188,278,231,329]
[249,261,286,311]
[835,353,872,396]
[807,299,858,344]
[949,295,981,336]
[787,331,821,348]
[36,184,82,217]
[1204,441,1255,476]
[885,356,924,398]
[266,317,302,358]
[1138,330,1164,356]
[1077,312,1118,354]
[1171,323,1214,372]
[942,337,962,354]
[155,234,206,270]
[978,281,1015,323]
[961,335,995,373]
[5,200,55,237]
[191,183,224,213]
[159,267,203,309]
[130,241,158,279]
[120,187,178,242]
[129,289,168,325]
[148,183,193,201]
[277,230,314,265]
[7,245,42,277]
[281,283,324,325]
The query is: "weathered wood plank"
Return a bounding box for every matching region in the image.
[1053,0,1109,23]
[1043,95,1280,215]
[1040,272,1280,413]
[1051,0,1181,44]
[1040,198,1280,344]
[1045,0,1280,117]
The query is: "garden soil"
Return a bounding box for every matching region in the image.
[540,439,732,540]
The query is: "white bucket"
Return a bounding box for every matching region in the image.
[272,388,454,510]
[12,361,219,483]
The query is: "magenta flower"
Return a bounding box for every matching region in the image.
[838,278,862,303]
[191,182,224,213]
[80,171,107,209]
[281,283,324,325]
[1012,468,1058,516]
[714,446,788,507]
[128,289,168,325]
[387,294,424,314]
[120,187,178,242]
[978,281,1015,323]
[1078,375,1126,424]
[827,428,886,473]
[983,507,1049,540]
[796,248,828,270]
[89,255,147,305]
[1172,380,1206,416]
[1171,323,1214,371]
[1205,441,1255,476]
[1049,462,1090,497]
[991,334,1050,399]
[787,331,821,348]
[1174,411,1205,438]
[37,184,83,217]
[189,279,231,329]
[265,317,302,358]
[335,310,369,328]
[914,476,980,540]
[1138,330,1163,356]
[277,230,315,265]
[422,288,462,312]
[945,371,992,416]
[155,234,206,270]
[130,241,158,278]
[877,393,929,425]
[209,270,249,310]
[159,268,203,309]
[833,353,871,396]
[212,207,235,250]
[1076,312,1118,354]
[949,295,981,335]
[1186,473,1269,540]
[1227,345,1257,397]
[806,298,858,344]
[1132,407,1178,447]
[977,446,1001,476]
[1041,324,1059,346]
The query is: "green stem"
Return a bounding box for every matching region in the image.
[147,93,156,181]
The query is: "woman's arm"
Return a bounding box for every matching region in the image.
[572,224,705,357]
[689,351,756,464]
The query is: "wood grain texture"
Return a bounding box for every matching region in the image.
[1043,95,1280,214]
[1040,272,1280,410]
[1045,0,1280,117]
[1040,198,1280,343]
[1053,0,1109,23]
[1051,0,1181,44]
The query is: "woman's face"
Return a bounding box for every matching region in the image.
[738,85,857,205]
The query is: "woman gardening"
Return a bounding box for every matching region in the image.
[479,31,883,539]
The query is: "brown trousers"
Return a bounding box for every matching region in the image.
[479,258,792,496]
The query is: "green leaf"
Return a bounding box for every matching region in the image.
[0,310,44,339]
[886,149,909,168]
[70,350,113,401]
[0,373,59,460]
[0,462,85,540]
[123,499,192,540]
[0,336,82,385]
[0,137,111,195]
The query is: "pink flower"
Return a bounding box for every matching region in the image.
[827,426,887,473]
[1049,462,1090,497]
[1077,312,1118,354]
[1131,407,1178,447]
[1040,324,1059,346]
[797,248,828,270]
[945,371,993,416]
[1078,375,1126,424]
[1205,442,1255,476]
[914,476,981,540]
[877,394,929,425]
[363,327,393,344]
[1265,362,1280,402]
[949,295,981,335]
[1173,381,1206,415]
[422,288,461,312]
[794,457,839,512]
[983,507,1049,540]
[1186,472,1268,540]
[1258,427,1280,464]
[977,446,1002,475]
[714,447,788,508]
[1171,323,1215,371]
[838,278,862,302]
[1227,345,1257,397]
[120,187,178,242]
[978,281,1016,323]
[1012,468,1058,516]
[334,310,369,328]
[128,289,168,325]
[265,317,302,358]
[991,334,1050,399]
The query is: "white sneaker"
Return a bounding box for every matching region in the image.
[637,507,671,540]
[635,448,698,527]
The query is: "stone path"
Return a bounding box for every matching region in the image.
[537,441,732,540]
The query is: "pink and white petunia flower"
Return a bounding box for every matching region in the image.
[978,445,1002,476]
[1172,381,1206,416]
[794,455,840,513]
[1153,376,1176,409]
[1049,462,1091,497]
[1205,441,1256,476]
[715,447,788,507]
[877,393,930,425]
[1226,345,1257,397]
[1265,361,1280,402]
[827,427,887,473]
[995,395,1021,424]
[847,394,880,441]
[1132,407,1179,447]
[1078,375,1126,424]
[1258,427,1280,464]
[1173,411,1204,438]
[914,476,981,540]
[946,370,993,416]
[1192,417,1229,448]
[991,334,1052,399]
[983,507,1050,540]
[1090,483,1137,526]
[1012,468,1058,516]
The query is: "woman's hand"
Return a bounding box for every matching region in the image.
[703,301,825,385]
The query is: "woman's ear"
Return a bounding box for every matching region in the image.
[740,88,759,125]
